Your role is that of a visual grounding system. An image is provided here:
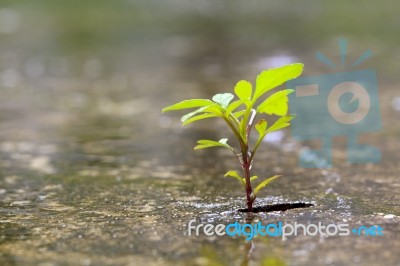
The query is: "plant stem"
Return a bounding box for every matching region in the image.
[242,144,254,212]
[237,109,257,211]
[243,109,258,211]
[223,107,255,211]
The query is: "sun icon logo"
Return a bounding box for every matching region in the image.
[286,39,382,168]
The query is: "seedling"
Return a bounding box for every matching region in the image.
[162,63,304,211]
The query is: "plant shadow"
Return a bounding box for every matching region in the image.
[238,202,314,213]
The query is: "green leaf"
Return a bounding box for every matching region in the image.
[266,115,295,133]
[194,138,233,150]
[212,93,234,109]
[182,113,218,126]
[254,63,303,101]
[224,170,245,186]
[233,110,246,118]
[181,104,225,123]
[225,100,245,114]
[255,119,268,137]
[252,119,269,155]
[254,119,268,149]
[204,104,226,115]
[257,89,294,116]
[162,99,214,112]
[250,175,258,182]
[181,106,209,122]
[234,80,252,101]
[254,175,281,195]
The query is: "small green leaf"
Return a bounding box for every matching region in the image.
[181,103,225,122]
[250,175,258,182]
[254,175,281,195]
[162,99,214,112]
[212,93,234,109]
[181,106,208,122]
[204,104,226,115]
[233,110,246,118]
[266,115,295,133]
[225,100,245,114]
[224,170,245,186]
[254,63,303,101]
[234,80,252,101]
[257,89,294,116]
[254,119,268,149]
[255,119,268,137]
[194,138,233,150]
[182,113,218,126]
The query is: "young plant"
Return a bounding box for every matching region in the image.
[162,63,304,211]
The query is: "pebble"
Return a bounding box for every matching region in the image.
[383,214,396,219]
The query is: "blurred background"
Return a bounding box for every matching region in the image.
[0,1,399,265]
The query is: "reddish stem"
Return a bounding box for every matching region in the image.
[242,147,254,212]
